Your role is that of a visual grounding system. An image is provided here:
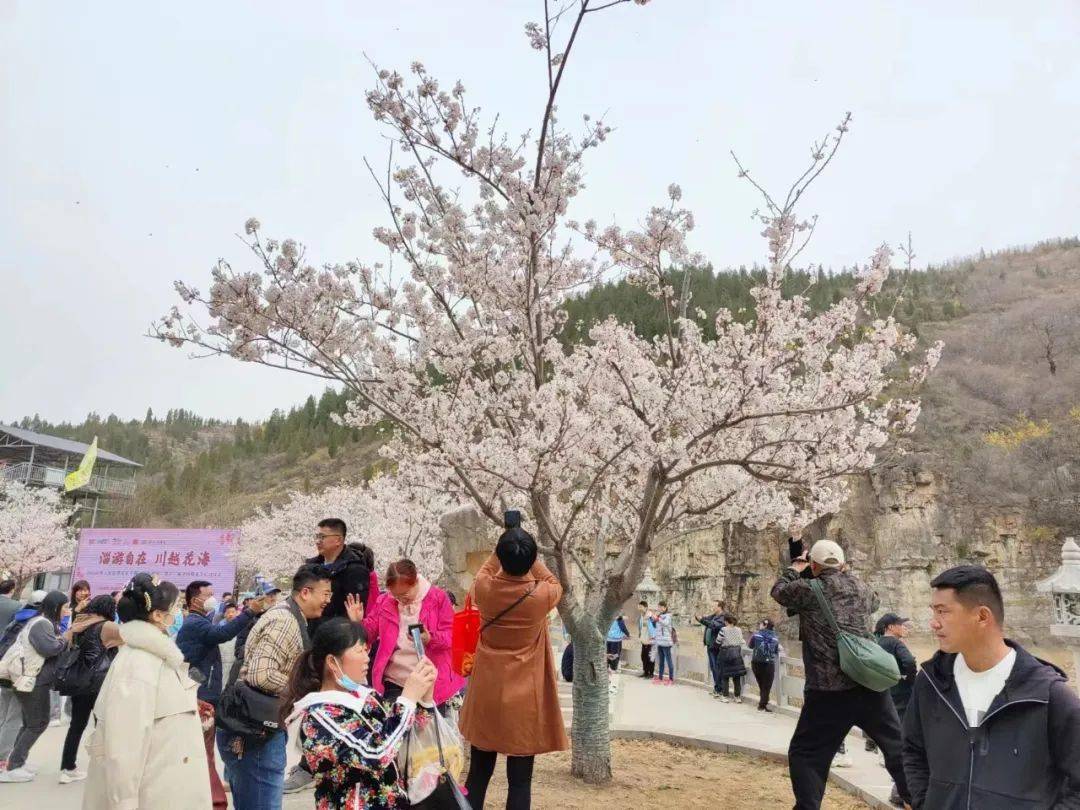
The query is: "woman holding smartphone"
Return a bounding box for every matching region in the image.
[348,558,464,711]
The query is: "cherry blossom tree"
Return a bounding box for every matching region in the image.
[0,481,76,591]
[154,0,940,782]
[237,470,449,582]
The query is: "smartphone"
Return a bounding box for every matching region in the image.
[408,623,425,658]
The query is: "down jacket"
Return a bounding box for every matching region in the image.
[82,619,211,810]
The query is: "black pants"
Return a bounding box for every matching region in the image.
[752,661,775,708]
[465,745,535,809]
[720,674,742,698]
[605,641,622,672]
[788,687,910,810]
[640,644,654,677]
[60,692,97,771]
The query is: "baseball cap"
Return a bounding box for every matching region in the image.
[809,539,846,569]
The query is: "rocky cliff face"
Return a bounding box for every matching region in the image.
[438,459,1063,643]
[651,458,1061,643]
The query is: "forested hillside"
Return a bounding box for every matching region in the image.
[14,236,1079,532]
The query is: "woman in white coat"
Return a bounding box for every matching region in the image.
[82,574,211,810]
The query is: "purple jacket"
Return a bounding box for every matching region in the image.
[363,584,465,706]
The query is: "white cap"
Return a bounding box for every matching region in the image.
[810,539,846,569]
[29,589,48,605]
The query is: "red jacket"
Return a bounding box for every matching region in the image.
[363,584,464,706]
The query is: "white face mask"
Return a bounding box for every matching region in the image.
[203,596,219,614]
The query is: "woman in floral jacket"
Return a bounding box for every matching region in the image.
[283,617,436,809]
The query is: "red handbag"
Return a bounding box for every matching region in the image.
[451,595,481,676]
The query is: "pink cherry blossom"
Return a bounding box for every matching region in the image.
[0,481,76,590]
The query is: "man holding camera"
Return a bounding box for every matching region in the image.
[771,539,911,810]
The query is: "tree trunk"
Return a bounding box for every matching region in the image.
[568,626,612,784]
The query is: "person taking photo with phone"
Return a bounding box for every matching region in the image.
[459,512,567,810]
[283,617,437,810]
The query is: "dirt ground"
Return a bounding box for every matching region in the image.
[479,738,870,809]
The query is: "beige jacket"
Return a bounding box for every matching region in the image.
[82,619,212,810]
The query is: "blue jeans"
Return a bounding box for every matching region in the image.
[707,647,722,692]
[217,729,287,810]
[657,645,675,679]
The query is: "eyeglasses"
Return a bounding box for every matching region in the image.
[314,532,343,540]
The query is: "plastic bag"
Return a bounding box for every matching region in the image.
[398,707,466,805]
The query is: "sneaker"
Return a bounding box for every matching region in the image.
[21,763,38,775]
[763,705,773,713]
[833,750,853,768]
[282,765,314,793]
[652,677,661,684]
[664,678,675,686]
[888,785,905,808]
[59,769,87,784]
[49,718,64,727]
[0,767,35,783]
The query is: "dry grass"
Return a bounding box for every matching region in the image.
[479,738,870,809]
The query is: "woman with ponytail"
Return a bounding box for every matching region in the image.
[82,573,212,810]
[283,617,436,809]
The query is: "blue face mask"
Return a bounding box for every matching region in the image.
[167,609,184,638]
[332,656,362,694]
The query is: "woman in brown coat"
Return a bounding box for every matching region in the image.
[460,515,567,809]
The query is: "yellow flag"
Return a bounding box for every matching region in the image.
[65,437,98,492]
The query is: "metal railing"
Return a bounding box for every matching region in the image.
[0,462,136,498]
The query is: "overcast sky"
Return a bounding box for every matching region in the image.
[2,0,1077,426]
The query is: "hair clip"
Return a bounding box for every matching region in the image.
[144,592,152,613]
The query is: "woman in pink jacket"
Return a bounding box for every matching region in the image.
[360,559,464,708]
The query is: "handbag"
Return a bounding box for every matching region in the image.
[55,625,111,696]
[808,580,900,692]
[450,596,481,677]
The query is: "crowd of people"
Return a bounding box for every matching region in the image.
[2,520,1080,809]
[0,511,565,809]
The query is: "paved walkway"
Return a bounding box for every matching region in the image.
[610,670,897,808]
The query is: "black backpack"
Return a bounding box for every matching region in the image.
[56,624,111,696]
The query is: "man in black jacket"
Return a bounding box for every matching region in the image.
[286,518,373,793]
[875,613,917,718]
[903,565,1080,808]
[305,518,371,633]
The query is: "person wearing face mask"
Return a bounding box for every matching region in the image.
[81,574,212,809]
[283,618,437,809]
[177,579,266,708]
[351,559,464,711]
